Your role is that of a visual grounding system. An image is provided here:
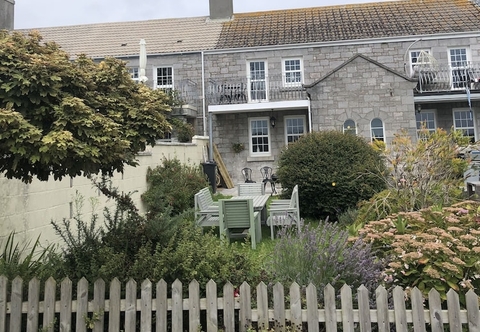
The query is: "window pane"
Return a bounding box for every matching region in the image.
[251,119,270,153]
[284,59,302,86]
[454,110,475,143]
[285,117,305,143]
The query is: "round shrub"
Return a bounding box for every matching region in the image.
[276,130,387,219]
[142,158,208,217]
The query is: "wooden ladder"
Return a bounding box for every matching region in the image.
[209,144,234,189]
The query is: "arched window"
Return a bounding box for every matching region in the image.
[343,119,357,135]
[371,118,385,142]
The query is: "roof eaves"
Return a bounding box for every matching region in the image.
[304,53,416,89]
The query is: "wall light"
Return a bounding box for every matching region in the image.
[270,116,276,128]
[416,104,422,114]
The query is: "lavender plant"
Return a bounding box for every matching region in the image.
[267,222,384,301]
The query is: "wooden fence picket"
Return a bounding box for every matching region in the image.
[43,277,56,332]
[26,277,40,332]
[189,280,200,332]
[273,282,285,331]
[324,284,336,332]
[256,282,268,330]
[393,286,408,332]
[357,285,371,332]
[466,289,480,332]
[59,278,72,332]
[0,276,7,332]
[93,278,105,332]
[223,282,235,332]
[375,285,389,332]
[411,287,426,332]
[428,288,444,332]
[125,279,137,332]
[305,283,318,332]
[108,278,121,332]
[290,282,302,330]
[172,279,182,332]
[156,279,168,332]
[447,288,462,332]
[239,282,252,332]
[141,279,153,332]
[340,284,353,332]
[76,278,88,332]
[0,276,479,331]
[206,279,218,332]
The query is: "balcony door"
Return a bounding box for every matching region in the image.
[449,48,470,90]
[248,61,268,102]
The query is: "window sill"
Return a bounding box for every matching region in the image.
[247,155,275,162]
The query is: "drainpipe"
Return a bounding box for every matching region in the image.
[307,96,312,132]
[201,51,207,136]
[208,111,214,162]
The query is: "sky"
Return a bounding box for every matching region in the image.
[14,0,388,30]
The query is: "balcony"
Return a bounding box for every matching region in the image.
[415,63,480,93]
[206,75,307,106]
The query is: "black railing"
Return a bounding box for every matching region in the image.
[207,75,307,105]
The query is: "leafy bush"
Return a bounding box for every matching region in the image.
[353,128,469,227]
[51,179,183,282]
[129,220,267,294]
[169,118,195,142]
[267,222,384,301]
[142,158,209,217]
[354,200,480,304]
[276,131,387,219]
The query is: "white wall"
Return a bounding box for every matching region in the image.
[0,137,209,246]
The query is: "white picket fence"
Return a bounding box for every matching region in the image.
[0,276,479,332]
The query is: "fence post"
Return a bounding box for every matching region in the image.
[172,279,183,332]
[393,286,408,332]
[239,282,252,332]
[223,282,235,332]
[0,276,7,332]
[375,286,390,332]
[290,282,302,330]
[340,284,354,332]
[256,282,269,330]
[324,284,337,332]
[206,280,218,332]
[75,278,88,332]
[125,279,137,332]
[93,279,105,332]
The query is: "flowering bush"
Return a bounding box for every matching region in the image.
[354,200,480,304]
[267,222,384,301]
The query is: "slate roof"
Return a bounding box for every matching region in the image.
[18,17,224,58]
[15,0,480,58]
[216,0,480,49]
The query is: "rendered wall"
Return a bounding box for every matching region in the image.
[0,0,14,30]
[0,137,209,246]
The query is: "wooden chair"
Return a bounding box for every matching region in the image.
[219,199,261,249]
[237,182,265,196]
[194,187,219,227]
[267,185,301,239]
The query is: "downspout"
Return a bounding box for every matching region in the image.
[307,96,312,132]
[209,111,214,162]
[201,51,207,136]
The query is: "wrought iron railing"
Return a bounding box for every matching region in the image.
[206,75,307,105]
[415,63,480,93]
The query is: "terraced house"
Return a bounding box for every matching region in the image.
[7,0,480,184]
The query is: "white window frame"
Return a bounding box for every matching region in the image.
[409,49,431,76]
[448,47,470,90]
[370,118,385,142]
[129,67,139,80]
[154,66,174,90]
[416,110,436,139]
[282,58,303,87]
[284,116,306,144]
[343,119,357,135]
[249,117,271,156]
[453,108,475,143]
[247,60,268,102]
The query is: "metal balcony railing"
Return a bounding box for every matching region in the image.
[415,63,480,93]
[206,75,307,105]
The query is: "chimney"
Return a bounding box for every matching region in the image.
[0,0,14,30]
[209,0,233,20]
